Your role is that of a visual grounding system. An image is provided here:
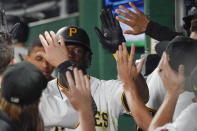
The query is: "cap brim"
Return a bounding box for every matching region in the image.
[61,39,92,54]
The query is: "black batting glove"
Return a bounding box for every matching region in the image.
[95,8,126,53]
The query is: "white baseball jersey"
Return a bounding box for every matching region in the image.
[146,67,195,121]
[14,46,27,63]
[155,102,197,131]
[39,76,129,131]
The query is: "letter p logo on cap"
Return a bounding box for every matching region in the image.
[69,28,77,36]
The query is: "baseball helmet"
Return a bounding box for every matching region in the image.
[56,26,92,54]
[56,26,92,73]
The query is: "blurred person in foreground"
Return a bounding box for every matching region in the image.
[0,61,95,131]
[0,35,14,88]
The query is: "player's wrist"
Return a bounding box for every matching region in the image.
[78,104,92,113]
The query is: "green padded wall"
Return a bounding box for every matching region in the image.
[144,0,175,52]
[79,0,117,80]
[26,15,78,46]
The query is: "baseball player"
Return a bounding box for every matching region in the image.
[149,53,197,131]
[38,26,149,131]
[115,36,197,131]
[25,38,54,81]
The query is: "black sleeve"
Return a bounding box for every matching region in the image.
[145,21,181,41]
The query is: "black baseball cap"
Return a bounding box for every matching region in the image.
[1,62,47,105]
[183,8,197,24]
[56,26,92,53]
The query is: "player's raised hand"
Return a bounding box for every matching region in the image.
[39,31,69,67]
[158,52,185,94]
[116,43,145,90]
[95,8,125,53]
[62,68,92,112]
[115,2,150,35]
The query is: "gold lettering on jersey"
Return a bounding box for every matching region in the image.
[69,28,77,36]
[95,111,108,128]
[54,127,65,131]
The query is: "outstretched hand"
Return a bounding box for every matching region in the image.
[158,52,185,94]
[116,43,145,90]
[62,68,92,112]
[95,8,125,53]
[115,2,150,35]
[39,31,69,67]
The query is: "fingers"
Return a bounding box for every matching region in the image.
[115,9,132,21]
[122,42,128,63]
[115,16,131,26]
[129,2,141,14]
[50,31,59,47]
[78,70,86,90]
[101,9,111,28]
[119,5,136,17]
[100,10,108,29]
[84,75,90,90]
[158,52,174,77]
[118,45,123,63]
[94,27,107,43]
[66,71,76,90]
[73,68,81,89]
[158,52,165,73]
[107,8,115,27]
[114,14,121,27]
[62,88,70,98]
[178,65,184,77]
[137,58,145,73]
[45,31,54,47]
[60,35,65,47]
[128,44,135,67]
[39,34,49,49]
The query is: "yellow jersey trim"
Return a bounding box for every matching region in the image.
[74,121,80,129]
[121,92,130,114]
[145,106,157,113]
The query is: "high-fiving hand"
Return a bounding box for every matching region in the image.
[95,8,126,53]
[39,31,69,67]
[115,2,150,35]
[158,52,185,94]
[116,42,145,90]
[62,68,92,112]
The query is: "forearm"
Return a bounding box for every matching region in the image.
[124,83,152,131]
[79,107,96,131]
[148,91,179,131]
[135,74,149,104]
[145,21,180,41]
